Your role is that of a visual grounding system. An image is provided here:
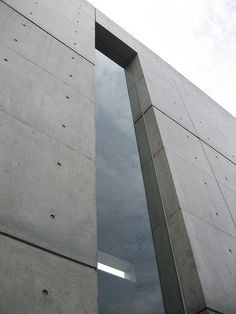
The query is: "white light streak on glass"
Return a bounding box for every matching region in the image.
[98,263,125,279]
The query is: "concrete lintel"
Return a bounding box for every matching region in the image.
[95,22,136,68]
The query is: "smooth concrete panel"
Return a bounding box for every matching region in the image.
[164,151,236,236]
[134,109,206,312]
[135,108,235,313]
[178,83,236,163]
[137,51,199,99]
[136,104,236,314]
[140,153,167,229]
[0,43,95,159]
[134,108,163,167]
[135,104,236,313]
[124,77,142,122]
[134,115,153,166]
[219,185,236,227]
[150,149,181,225]
[129,76,152,121]
[126,54,191,129]
[130,78,236,313]
[139,48,236,163]
[202,142,236,193]
[202,142,236,226]
[0,234,97,314]
[134,110,180,226]
[152,108,210,174]
[0,109,96,266]
[148,109,236,235]
[180,210,236,314]
[0,4,95,102]
[139,59,197,134]
[125,55,152,121]
[134,113,185,312]
[166,210,206,313]
[152,225,186,314]
[134,110,186,312]
[1,0,95,63]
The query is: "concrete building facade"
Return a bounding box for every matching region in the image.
[0,0,235,313]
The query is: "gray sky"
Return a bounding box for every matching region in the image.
[91,0,236,118]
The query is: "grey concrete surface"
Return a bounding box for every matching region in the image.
[0,42,95,158]
[183,210,236,313]
[0,0,235,313]
[95,22,136,67]
[1,0,95,63]
[0,0,96,312]
[0,233,97,314]
[0,3,95,102]
[0,108,96,266]
[129,57,236,312]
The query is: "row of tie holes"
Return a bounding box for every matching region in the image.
[9,6,69,273]
[2,51,67,222]
[29,0,80,46]
[2,14,80,209]
[2,25,79,131]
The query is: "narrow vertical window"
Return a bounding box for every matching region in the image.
[96,50,164,313]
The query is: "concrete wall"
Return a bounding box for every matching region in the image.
[96,10,236,314]
[0,0,97,313]
[0,0,235,313]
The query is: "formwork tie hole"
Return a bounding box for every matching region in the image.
[42,289,49,296]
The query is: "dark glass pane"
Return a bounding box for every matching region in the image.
[96,50,165,314]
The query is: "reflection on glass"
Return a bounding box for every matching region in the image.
[96,50,165,314]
